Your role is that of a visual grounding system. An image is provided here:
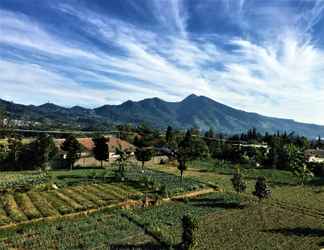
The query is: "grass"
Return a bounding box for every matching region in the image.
[0,208,156,250]
[0,158,323,249]
[195,200,324,250]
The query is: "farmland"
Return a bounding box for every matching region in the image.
[0,159,322,249]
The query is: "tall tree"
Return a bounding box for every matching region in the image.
[177,130,193,182]
[7,135,23,170]
[17,135,58,170]
[92,136,109,168]
[114,146,131,181]
[33,134,58,170]
[176,130,208,182]
[61,135,82,170]
[286,144,311,185]
[165,126,174,144]
[135,147,153,171]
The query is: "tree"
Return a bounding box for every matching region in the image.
[177,131,194,182]
[286,144,312,185]
[181,214,198,250]
[204,128,215,139]
[16,135,57,171]
[61,135,82,170]
[135,147,153,171]
[33,134,58,170]
[114,147,130,181]
[0,107,8,129]
[231,166,246,194]
[7,135,23,170]
[253,176,271,201]
[176,130,209,182]
[165,126,174,144]
[92,136,109,168]
[253,176,271,229]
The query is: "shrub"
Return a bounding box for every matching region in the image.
[253,176,271,201]
[231,166,246,194]
[181,214,198,250]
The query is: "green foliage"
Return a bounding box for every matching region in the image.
[7,135,23,170]
[16,135,58,171]
[285,144,312,184]
[61,135,82,170]
[177,130,209,181]
[165,126,174,145]
[92,136,109,168]
[135,147,153,170]
[253,176,271,200]
[231,166,246,193]
[181,214,198,250]
[113,147,131,181]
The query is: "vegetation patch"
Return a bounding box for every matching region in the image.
[59,188,97,210]
[41,192,75,215]
[14,193,42,220]
[2,194,28,223]
[27,192,60,217]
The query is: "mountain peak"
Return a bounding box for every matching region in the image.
[185,94,198,100]
[38,103,62,109]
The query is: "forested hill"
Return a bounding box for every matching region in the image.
[1,94,324,138]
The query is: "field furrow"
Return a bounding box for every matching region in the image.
[2,194,28,223]
[53,191,84,211]
[41,192,75,215]
[60,188,97,209]
[94,184,126,199]
[84,185,118,201]
[27,192,60,217]
[71,186,107,206]
[14,193,42,220]
[0,202,11,226]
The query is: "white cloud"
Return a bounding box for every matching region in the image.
[1,1,324,125]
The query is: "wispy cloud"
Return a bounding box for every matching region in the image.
[1,1,324,124]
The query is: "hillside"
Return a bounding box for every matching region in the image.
[1,95,324,137]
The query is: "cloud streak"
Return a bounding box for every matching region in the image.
[1,0,324,124]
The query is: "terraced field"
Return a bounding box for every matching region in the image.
[0,183,143,227]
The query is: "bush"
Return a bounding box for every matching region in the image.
[181,214,198,250]
[231,166,246,193]
[253,176,271,200]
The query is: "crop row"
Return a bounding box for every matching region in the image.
[0,183,141,226]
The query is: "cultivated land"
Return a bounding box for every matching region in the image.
[0,160,323,249]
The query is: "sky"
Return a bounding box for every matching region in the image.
[1,0,324,125]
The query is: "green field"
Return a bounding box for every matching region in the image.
[0,160,322,249]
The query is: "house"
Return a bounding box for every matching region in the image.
[305,149,324,163]
[55,136,136,161]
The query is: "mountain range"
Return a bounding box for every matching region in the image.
[1,94,324,138]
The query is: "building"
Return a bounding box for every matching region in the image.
[305,149,324,163]
[55,136,135,162]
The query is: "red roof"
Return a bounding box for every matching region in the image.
[55,137,135,152]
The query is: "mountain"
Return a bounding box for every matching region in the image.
[1,95,324,138]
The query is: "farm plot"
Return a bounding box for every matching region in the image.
[0,208,157,250]
[0,183,143,227]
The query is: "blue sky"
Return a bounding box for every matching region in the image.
[1,0,324,124]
